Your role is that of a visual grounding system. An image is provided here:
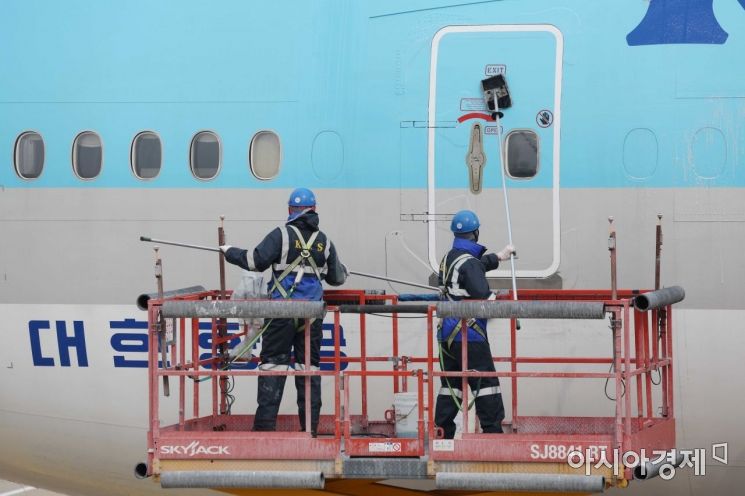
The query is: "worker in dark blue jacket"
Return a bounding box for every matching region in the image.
[221,187,347,436]
[435,209,514,439]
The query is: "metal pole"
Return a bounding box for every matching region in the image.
[147,304,158,476]
[655,214,663,291]
[179,317,185,427]
[633,308,643,419]
[140,236,440,293]
[192,318,199,419]
[493,105,519,303]
[304,318,311,435]
[654,214,664,349]
[426,307,435,441]
[154,247,170,397]
[334,310,342,440]
[217,216,228,415]
[510,317,518,432]
[359,293,368,428]
[660,309,670,417]
[349,270,440,292]
[218,216,227,299]
[612,308,623,452]
[642,311,653,419]
[608,217,617,301]
[140,236,220,253]
[392,295,400,394]
[461,317,469,435]
[623,303,632,452]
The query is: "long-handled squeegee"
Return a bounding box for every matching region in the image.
[482,74,519,305]
[139,236,440,292]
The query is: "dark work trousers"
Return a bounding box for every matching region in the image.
[253,317,323,433]
[435,340,505,439]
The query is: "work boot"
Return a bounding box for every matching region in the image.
[298,411,319,438]
[299,426,318,438]
[482,424,504,434]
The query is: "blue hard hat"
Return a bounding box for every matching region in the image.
[288,187,316,207]
[451,210,480,233]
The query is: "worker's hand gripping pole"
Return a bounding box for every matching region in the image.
[154,247,170,397]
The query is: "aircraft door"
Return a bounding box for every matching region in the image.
[427,25,563,279]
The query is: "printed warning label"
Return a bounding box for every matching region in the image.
[433,439,455,451]
[460,98,487,111]
[369,442,402,453]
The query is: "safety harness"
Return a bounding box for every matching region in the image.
[439,253,487,348]
[269,225,321,299]
[438,252,486,412]
[224,226,323,367]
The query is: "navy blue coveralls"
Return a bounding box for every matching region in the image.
[435,237,505,438]
[224,210,346,434]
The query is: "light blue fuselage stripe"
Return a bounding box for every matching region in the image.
[1,0,744,189]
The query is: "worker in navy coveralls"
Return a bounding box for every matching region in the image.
[435,209,515,438]
[221,188,347,436]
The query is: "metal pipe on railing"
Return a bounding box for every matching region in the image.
[333,294,640,319]
[134,462,149,479]
[436,300,607,320]
[161,300,325,319]
[338,304,430,314]
[435,473,605,493]
[160,470,325,489]
[633,286,685,312]
[137,285,207,310]
[634,450,685,480]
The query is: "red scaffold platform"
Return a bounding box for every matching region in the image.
[142,288,679,495]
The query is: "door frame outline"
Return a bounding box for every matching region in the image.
[427,24,564,278]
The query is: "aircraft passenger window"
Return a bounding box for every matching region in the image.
[14,131,45,179]
[190,131,221,180]
[131,131,162,179]
[504,130,539,179]
[72,131,103,180]
[249,130,281,180]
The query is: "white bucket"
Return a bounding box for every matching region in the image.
[393,392,420,438]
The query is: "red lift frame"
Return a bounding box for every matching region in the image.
[146,288,675,485]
